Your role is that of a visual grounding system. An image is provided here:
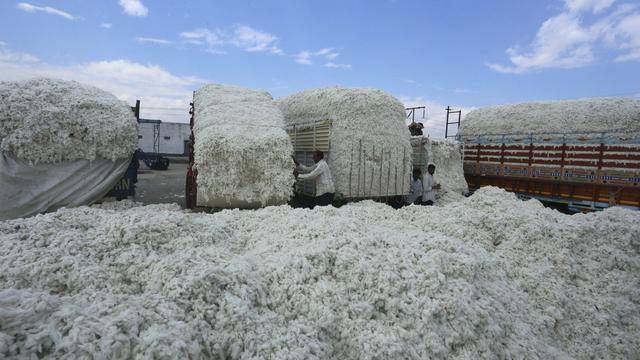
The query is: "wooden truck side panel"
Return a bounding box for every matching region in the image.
[460,132,640,210]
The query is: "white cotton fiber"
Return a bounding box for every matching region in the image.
[278,87,412,198]
[459,97,640,136]
[1,190,639,358]
[410,136,468,195]
[193,83,295,208]
[0,78,138,164]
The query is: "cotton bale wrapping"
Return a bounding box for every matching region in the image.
[278,87,412,199]
[0,78,138,220]
[193,84,295,208]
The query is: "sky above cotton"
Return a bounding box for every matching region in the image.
[1,0,639,137]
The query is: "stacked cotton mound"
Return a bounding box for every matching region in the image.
[459,97,640,136]
[1,189,639,358]
[0,78,137,164]
[193,84,294,208]
[0,78,138,220]
[410,137,468,196]
[278,87,412,198]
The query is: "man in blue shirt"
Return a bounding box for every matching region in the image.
[405,168,423,205]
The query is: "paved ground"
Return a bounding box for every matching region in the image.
[135,160,187,208]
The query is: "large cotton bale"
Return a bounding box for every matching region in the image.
[459,97,640,136]
[0,78,138,164]
[0,78,138,220]
[410,137,468,195]
[193,83,295,208]
[278,87,412,198]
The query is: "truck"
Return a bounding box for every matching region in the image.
[284,119,412,207]
[458,130,640,211]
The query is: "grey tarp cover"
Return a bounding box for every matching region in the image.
[0,153,130,220]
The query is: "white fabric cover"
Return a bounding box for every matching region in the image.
[0,154,130,220]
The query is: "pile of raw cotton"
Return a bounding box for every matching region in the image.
[459,97,640,136]
[193,83,294,208]
[278,87,412,198]
[410,136,468,196]
[1,187,638,359]
[0,78,138,164]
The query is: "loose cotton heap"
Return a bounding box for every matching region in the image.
[278,87,412,198]
[1,188,639,359]
[459,97,640,136]
[193,84,294,208]
[0,78,138,164]
[411,136,468,195]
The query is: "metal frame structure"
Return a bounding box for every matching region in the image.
[285,120,411,201]
[186,94,198,209]
[406,106,426,123]
[445,106,462,138]
[139,119,162,154]
[131,100,140,120]
[286,120,332,197]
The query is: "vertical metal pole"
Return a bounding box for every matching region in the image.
[134,100,140,121]
[475,136,481,176]
[597,133,605,170]
[379,145,384,197]
[363,144,367,198]
[349,143,353,198]
[357,139,362,197]
[394,165,398,196]
[560,134,567,181]
[445,106,450,138]
[386,151,391,200]
[526,134,534,194]
[402,147,407,194]
[369,144,375,197]
[187,94,196,209]
[528,134,534,167]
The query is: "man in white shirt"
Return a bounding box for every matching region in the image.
[293,150,335,206]
[422,164,441,206]
[405,168,423,205]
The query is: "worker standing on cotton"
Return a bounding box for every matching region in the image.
[422,164,441,206]
[405,168,423,205]
[294,150,335,206]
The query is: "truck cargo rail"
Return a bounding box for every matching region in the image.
[457,130,640,211]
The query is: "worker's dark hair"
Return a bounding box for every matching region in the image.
[314,150,324,159]
[413,168,421,176]
[427,164,436,170]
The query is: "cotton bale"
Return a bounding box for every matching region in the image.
[278,87,412,198]
[459,97,640,137]
[193,83,295,208]
[0,78,138,219]
[0,78,138,164]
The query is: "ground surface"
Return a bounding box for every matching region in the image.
[135,160,187,208]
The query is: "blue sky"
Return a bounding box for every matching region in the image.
[1,0,639,136]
